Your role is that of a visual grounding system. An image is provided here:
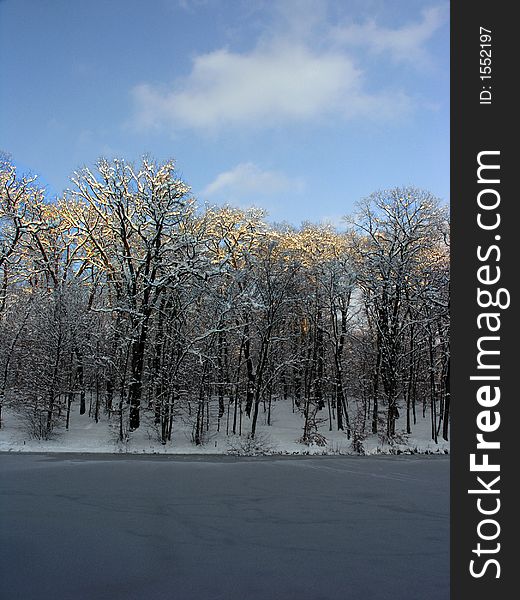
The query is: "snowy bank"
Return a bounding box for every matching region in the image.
[0,400,449,457]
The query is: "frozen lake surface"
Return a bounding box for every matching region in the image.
[0,454,449,600]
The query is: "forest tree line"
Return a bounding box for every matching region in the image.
[0,155,449,449]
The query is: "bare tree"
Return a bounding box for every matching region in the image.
[351,187,447,438]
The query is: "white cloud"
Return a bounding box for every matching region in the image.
[172,0,212,13]
[132,42,378,132]
[201,162,304,200]
[331,6,448,66]
[131,46,413,134]
[130,4,446,133]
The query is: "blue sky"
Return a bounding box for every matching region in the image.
[0,0,449,225]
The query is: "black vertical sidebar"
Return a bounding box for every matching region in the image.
[451,2,516,599]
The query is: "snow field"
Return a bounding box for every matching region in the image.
[0,399,449,456]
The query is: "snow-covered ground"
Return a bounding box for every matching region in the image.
[0,400,449,455]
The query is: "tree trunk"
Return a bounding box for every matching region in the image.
[442,352,450,441]
[243,321,255,418]
[372,342,381,434]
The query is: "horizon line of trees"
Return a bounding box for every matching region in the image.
[0,154,449,449]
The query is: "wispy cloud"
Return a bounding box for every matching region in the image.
[130,3,445,134]
[331,6,448,67]
[201,162,304,201]
[131,43,397,132]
